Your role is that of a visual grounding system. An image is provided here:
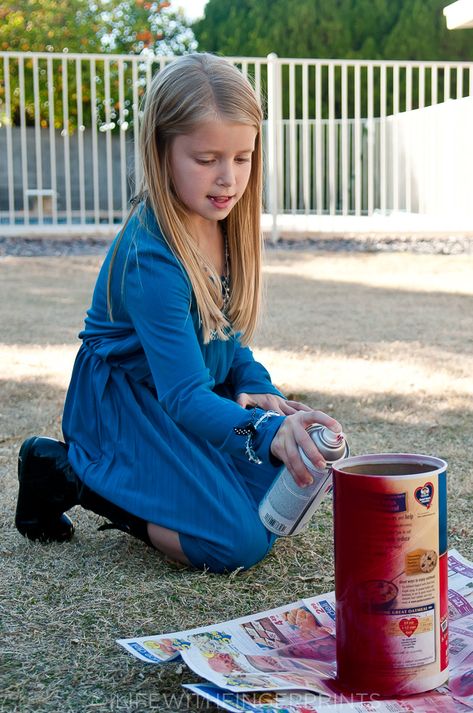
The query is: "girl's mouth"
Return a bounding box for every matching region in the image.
[208,195,234,209]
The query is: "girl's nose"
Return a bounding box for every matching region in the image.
[217,162,236,187]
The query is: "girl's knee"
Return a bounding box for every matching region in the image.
[232,528,274,572]
[184,519,274,574]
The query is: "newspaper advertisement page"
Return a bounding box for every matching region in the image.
[303,593,337,637]
[445,611,473,709]
[116,621,221,664]
[117,599,334,683]
[175,601,336,695]
[183,684,461,713]
[117,549,473,710]
[448,550,473,623]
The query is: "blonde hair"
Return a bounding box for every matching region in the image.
[108,53,263,344]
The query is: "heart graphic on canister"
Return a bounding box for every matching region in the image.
[414,481,434,508]
[399,618,419,637]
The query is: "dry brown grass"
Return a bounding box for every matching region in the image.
[1,249,472,712]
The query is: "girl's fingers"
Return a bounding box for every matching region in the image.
[236,393,251,408]
[271,397,290,416]
[297,429,325,470]
[280,401,298,416]
[285,400,313,412]
[257,396,284,415]
[270,407,344,487]
[237,393,293,416]
[299,409,342,434]
[285,437,313,488]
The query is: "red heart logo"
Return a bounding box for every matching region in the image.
[414,482,434,508]
[399,618,418,637]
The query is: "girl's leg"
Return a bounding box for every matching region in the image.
[17,435,279,573]
[147,523,192,566]
[16,437,153,548]
[71,443,279,573]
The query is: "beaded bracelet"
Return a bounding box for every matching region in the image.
[234,408,280,464]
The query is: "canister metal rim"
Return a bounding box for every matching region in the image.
[333,452,447,477]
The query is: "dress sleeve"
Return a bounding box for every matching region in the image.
[228,339,285,398]
[124,234,285,464]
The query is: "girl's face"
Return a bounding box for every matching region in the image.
[169,119,257,234]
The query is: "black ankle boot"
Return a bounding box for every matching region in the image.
[15,436,151,547]
[15,436,78,542]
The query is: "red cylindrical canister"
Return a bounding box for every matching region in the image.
[333,453,448,696]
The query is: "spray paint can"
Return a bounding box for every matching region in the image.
[333,453,448,696]
[259,425,349,536]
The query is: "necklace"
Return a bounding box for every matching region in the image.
[209,227,231,341]
[221,229,231,315]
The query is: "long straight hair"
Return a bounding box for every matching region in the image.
[108,53,263,344]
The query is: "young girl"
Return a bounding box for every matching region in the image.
[15,53,342,573]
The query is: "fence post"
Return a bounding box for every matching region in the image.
[266,52,280,242]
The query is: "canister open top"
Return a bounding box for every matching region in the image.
[334,453,447,477]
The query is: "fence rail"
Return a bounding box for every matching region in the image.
[1,51,473,233]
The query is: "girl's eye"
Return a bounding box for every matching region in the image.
[196,159,215,165]
[235,157,251,164]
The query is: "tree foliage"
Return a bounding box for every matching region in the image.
[0,0,100,53]
[96,1,196,56]
[193,0,473,120]
[0,0,196,128]
[193,0,473,61]
[0,0,196,55]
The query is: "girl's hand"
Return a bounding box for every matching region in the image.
[236,392,312,416]
[269,409,342,488]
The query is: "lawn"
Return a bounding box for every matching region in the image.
[1,247,472,712]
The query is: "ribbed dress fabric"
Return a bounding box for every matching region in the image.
[62,206,285,571]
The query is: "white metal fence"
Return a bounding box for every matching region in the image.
[1,51,473,233]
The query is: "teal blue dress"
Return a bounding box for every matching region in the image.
[62,204,285,572]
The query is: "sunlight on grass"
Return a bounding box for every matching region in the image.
[263,253,473,295]
[254,346,473,400]
[1,345,76,386]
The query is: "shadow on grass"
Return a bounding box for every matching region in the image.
[2,258,473,356]
[257,273,473,357]
[0,378,66,446]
